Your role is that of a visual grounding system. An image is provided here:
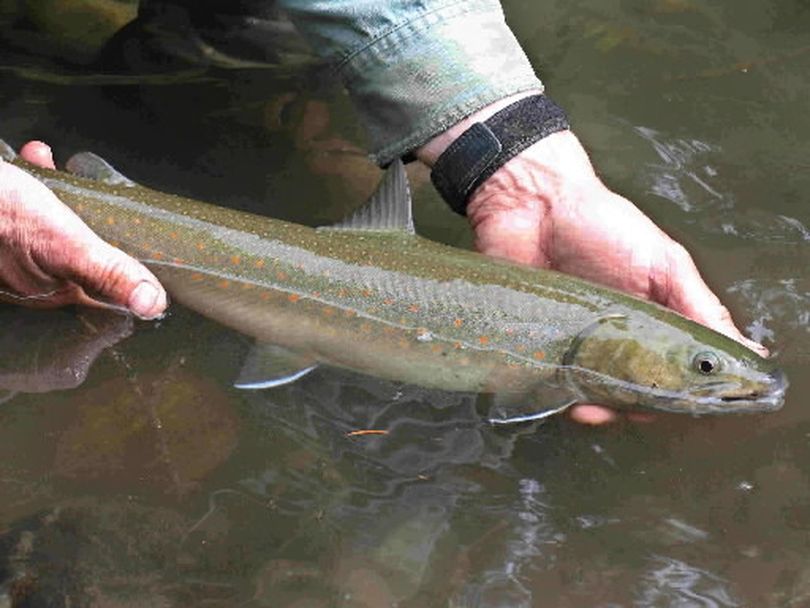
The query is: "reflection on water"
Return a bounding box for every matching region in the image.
[637,556,738,608]
[0,308,132,395]
[634,125,729,213]
[0,0,809,605]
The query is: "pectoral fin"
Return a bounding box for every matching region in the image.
[487,389,578,425]
[65,152,136,187]
[234,343,317,390]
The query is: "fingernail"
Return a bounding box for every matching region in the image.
[128,282,165,319]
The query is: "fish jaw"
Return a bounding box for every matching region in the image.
[674,367,788,414]
[567,362,788,415]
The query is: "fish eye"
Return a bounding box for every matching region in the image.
[693,352,720,375]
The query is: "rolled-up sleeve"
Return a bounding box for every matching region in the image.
[278,0,542,165]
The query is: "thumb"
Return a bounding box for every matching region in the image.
[60,236,168,319]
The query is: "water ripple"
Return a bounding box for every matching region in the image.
[633,125,810,245]
[727,278,810,358]
[452,478,564,608]
[635,555,739,607]
[634,125,730,213]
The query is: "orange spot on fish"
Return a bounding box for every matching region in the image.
[454,342,462,350]
[533,351,546,361]
[242,283,254,290]
[383,298,395,306]
[196,242,205,251]
[151,252,163,261]
[106,217,115,226]
[191,273,204,282]
[337,289,348,298]
[287,293,300,303]
[516,345,527,353]
[312,291,321,297]
[276,271,288,281]
[169,231,178,240]
[360,323,372,332]
[454,318,463,328]
[478,336,490,345]
[219,280,231,289]
[231,255,241,266]
[383,326,396,335]
[173,257,184,265]
[345,429,389,437]
[362,289,372,298]
[408,304,420,313]
[344,309,356,318]
[322,308,335,316]
[133,218,141,225]
[398,338,410,348]
[255,259,266,269]
[431,344,443,353]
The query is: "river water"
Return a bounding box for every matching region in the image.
[0,1,808,606]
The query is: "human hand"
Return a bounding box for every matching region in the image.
[466,129,767,423]
[418,96,764,425]
[0,141,167,318]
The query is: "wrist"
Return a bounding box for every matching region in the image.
[466,129,602,222]
[424,93,570,215]
[415,90,542,166]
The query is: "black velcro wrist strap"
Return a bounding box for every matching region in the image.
[430,94,569,215]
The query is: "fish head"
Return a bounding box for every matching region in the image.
[563,312,787,414]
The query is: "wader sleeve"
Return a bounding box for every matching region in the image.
[277,0,543,165]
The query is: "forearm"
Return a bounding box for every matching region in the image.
[278,0,542,165]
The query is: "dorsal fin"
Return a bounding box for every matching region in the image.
[65,152,136,187]
[0,139,16,162]
[325,160,414,233]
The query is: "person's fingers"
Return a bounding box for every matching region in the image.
[19,140,56,170]
[569,404,618,425]
[0,158,167,318]
[654,243,768,356]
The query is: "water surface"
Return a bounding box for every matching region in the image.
[0,1,808,605]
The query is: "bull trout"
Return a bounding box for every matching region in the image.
[1,142,787,422]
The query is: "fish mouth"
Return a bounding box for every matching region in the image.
[567,366,789,415]
[685,369,789,413]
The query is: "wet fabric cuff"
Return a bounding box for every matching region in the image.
[322,0,543,165]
